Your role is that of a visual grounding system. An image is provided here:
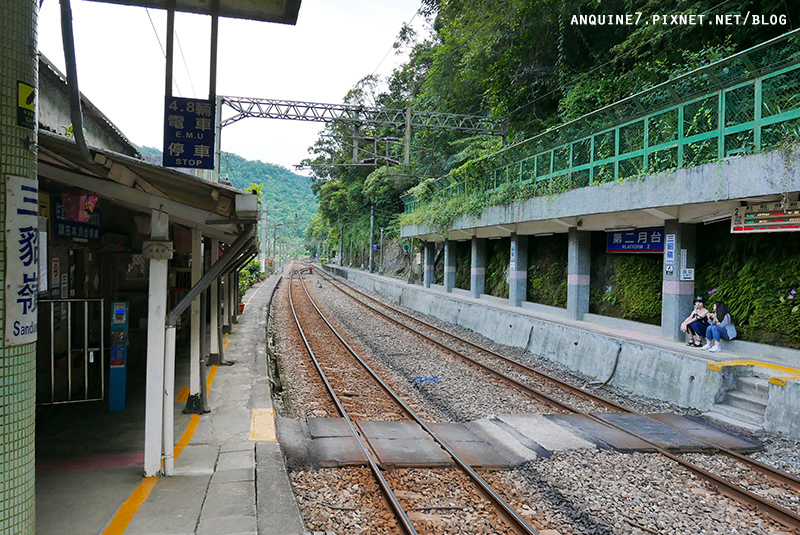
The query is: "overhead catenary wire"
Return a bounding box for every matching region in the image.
[145,7,183,97]
[368,2,423,79]
[175,31,197,96]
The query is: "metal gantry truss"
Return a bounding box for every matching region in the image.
[219,97,508,136]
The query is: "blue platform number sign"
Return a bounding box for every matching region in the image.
[606,228,665,253]
[163,97,215,169]
[5,175,39,346]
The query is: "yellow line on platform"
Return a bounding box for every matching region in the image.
[104,341,228,533]
[707,359,800,375]
[249,408,277,441]
[206,365,218,397]
[244,282,264,306]
[174,414,201,459]
[101,478,157,535]
[771,375,800,386]
[174,386,189,403]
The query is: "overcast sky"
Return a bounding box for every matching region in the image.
[37,0,427,175]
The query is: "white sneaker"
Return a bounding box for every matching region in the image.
[709,346,722,352]
[701,344,712,350]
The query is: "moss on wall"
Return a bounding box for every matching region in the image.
[486,238,510,298]
[696,221,800,349]
[526,234,568,307]
[589,232,663,324]
[455,241,471,290]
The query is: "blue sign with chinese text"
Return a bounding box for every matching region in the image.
[606,228,664,253]
[5,175,39,345]
[163,97,216,169]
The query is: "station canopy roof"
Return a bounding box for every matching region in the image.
[37,130,256,243]
[86,0,301,24]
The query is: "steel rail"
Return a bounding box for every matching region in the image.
[319,269,622,413]
[296,269,541,535]
[323,272,800,491]
[318,268,800,531]
[287,271,418,535]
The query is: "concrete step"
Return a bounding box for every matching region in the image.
[724,390,768,415]
[702,404,764,433]
[737,376,771,398]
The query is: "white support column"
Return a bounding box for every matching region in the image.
[144,210,169,477]
[188,229,203,411]
[209,239,220,362]
[162,326,177,475]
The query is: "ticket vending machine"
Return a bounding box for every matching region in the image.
[109,301,128,412]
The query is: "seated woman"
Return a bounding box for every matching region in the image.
[702,301,737,353]
[680,296,710,347]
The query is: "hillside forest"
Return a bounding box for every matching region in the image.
[305,0,799,247]
[139,146,317,257]
[302,0,800,348]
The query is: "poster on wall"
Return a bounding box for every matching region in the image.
[52,196,102,242]
[5,175,39,346]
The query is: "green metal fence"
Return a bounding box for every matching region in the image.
[404,29,800,214]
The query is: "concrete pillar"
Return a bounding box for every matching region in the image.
[221,271,231,334]
[1,0,38,528]
[232,271,239,324]
[443,240,456,293]
[470,237,486,299]
[199,287,210,413]
[423,242,435,288]
[661,220,696,341]
[567,228,591,320]
[186,229,203,413]
[209,239,220,362]
[509,233,529,307]
[144,210,170,477]
[229,272,236,323]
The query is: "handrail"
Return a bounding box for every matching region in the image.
[404,29,800,212]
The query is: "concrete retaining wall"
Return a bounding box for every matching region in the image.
[766,380,800,438]
[324,265,721,412]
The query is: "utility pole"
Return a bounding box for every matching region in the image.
[338,218,343,266]
[369,205,374,272]
[379,228,384,275]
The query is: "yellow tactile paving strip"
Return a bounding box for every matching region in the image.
[249,408,277,441]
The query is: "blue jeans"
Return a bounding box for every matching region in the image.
[706,325,730,342]
[688,320,707,337]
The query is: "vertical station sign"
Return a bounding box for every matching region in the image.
[162,97,216,169]
[5,175,39,345]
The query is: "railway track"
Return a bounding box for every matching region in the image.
[287,267,546,534]
[315,266,800,532]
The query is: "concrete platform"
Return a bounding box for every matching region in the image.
[35,275,308,535]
